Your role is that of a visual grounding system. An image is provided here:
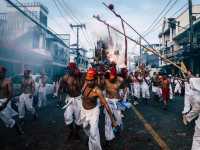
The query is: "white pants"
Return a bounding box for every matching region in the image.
[18,93,36,119]
[152,86,162,97]
[170,84,173,100]
[134,83,141,99]
[64,95,82,125]
[0,100,17,128]
[185,99,200,150]
[182,94,192,114]
[105,98,122,141]
[174,84,181,94]
[81,106,102,150]
[130,83,134,96]
[141,83,150,99]
[192,125,200,150]
[38,87,47,108]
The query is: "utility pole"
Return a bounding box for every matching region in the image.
[188,0,193,50]
[70,24,85,65]
[139,37,142,66]
[188,0,194,71]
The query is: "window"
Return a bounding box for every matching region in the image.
[33,32,39,48]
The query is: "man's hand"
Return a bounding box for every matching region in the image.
[182,115,188,125]
[29,95,33,99]
[111,119,117,128]
[0,102,7,111]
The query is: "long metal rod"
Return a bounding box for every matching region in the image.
[93,15,187,73]
[102,2,159,54]
[121,18,128,66]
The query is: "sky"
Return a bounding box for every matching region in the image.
[20,0,200,57]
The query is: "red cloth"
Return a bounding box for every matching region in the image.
[74,68,81,77]
[162,88,169,102]
[68,62,77,70]
[162,79,170,102]
[110,67,117,77]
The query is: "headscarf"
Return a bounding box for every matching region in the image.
[67,62,77,76]
[86,67,97,81]
[110,66,117,77]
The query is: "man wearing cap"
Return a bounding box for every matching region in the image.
[60,62,83,140]
[104,66,124,144]
[81,67,116,150]
[0,66,23,134]
[18,69,37,123]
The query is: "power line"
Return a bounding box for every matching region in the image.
[146,2,188,38]
[53,0,87,47]
[143,0,173,36]
[59,0,96,48]
[57,0,95,48]
[171,3,188,17]
[144,0,179,37]
[53,0,71,25]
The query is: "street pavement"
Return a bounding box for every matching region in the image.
[0,96,194,150]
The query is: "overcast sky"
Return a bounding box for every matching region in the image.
[21,0,200,56]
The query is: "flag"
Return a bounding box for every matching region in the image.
[181,61,187,77]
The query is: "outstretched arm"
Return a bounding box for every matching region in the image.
[97,88,116,127]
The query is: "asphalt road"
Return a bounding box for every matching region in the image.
[0,96,194,150]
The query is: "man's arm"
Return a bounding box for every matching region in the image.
[0,80,12,111]
[96,88,116,127]
[31,79,35,96]
[184,104,200,125]
[20,79,24,94]
[7,79,12,102]
[58,78,64,96]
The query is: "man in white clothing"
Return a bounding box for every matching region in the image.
[183,77,200,150]
[0,66,23,134]
[18,69,37,123]
[38,73,48,108]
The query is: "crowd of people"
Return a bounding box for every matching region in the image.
[0,62,200,150]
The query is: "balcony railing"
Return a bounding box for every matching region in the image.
[0,13,7,21]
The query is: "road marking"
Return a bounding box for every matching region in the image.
[131,105,171,150]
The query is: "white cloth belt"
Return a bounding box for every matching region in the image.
[62,95,81,109]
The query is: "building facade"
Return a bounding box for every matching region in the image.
[141,44,161,68]
[159,5,200,75]
[0,0,70,78]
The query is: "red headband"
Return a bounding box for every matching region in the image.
[86,68,97,80]
[68,62,77,70]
